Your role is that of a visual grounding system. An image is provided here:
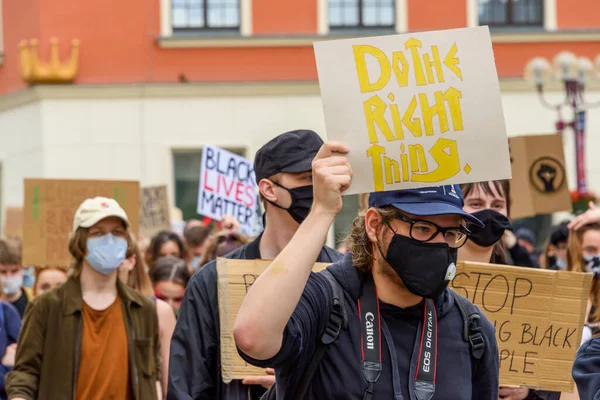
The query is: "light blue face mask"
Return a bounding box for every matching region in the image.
[555,257,567,270]
[22,266,35,288]
[86,234,128,275]
[190,256,202,271]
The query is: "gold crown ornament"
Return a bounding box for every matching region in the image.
[19,37,80,84]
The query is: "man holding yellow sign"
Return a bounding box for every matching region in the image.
[235,141,499,399]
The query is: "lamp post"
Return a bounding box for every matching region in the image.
[524,53,600,200]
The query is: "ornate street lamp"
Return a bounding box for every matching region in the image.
[524,52,600,213]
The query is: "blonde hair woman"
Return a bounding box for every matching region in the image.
[7,197,161,400]
[567,221,600,344]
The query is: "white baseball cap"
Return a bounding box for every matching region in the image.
[72,197,129,232]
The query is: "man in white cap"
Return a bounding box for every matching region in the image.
[7,197,162,400]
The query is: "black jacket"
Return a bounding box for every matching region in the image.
[573,337,600,400]
[167,234,342,400]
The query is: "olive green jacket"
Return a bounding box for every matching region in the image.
[6,277,161,400]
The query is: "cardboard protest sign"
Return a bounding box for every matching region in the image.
[198,145,260,237]
[509,134,572,220]
[3,207,23,239]
[450,262,592,392]
[314,26,511,195]
[140,185,171,238]
[217,258,329,381]
[23,179,140,266]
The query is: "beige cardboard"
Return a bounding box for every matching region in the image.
[451,261,592,392]
[23,179,140,266]
[314,26,511,195]
[509,134,572,220]
[3,207,23,239]
[559,392,580,400]
[217,258,329,382]
[140,185,171,238]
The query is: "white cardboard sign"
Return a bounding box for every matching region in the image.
[197,145,261,236]
[314,26,511,195]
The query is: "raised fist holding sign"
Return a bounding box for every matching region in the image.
[536,163,557,193]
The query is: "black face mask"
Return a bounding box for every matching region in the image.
[269,183,313,224]
[468,209,511,248]
[378,230,458,299]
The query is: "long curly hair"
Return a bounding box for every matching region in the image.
[342,206,398,272]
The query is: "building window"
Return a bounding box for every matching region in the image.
[478,0,543,26]
[172,0,240,31]
[329,0,395,29]
[173,148,245,221]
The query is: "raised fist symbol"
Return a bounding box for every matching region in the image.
[537,163,557,192]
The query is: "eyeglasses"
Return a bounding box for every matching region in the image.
[394,213,470,249]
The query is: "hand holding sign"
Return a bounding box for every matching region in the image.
[498,387,529,400]
[311,142,352,218]
[220,215,241,232]
[241,368,275,389]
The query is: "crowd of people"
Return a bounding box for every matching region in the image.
[0,129,597,399]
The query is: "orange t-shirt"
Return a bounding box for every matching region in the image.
[76,296,132,400]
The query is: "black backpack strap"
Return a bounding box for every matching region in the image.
[295,271,347,395]
[260,270,347,400]
[320,269,348,333]
[451,291,485,360]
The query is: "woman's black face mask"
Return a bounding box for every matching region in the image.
[468,209,511,248]
[268,182,313,224]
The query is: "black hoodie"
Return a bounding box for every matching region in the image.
[240,253,499,399]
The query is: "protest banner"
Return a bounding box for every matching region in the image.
[197,145,260,237]
[217,258,329,381]
[451,261,592,392]
[23,179,140,266]
[140,185,171,238]
[314,27,511,195]
[509,134,572,219]
[3,207,23,239]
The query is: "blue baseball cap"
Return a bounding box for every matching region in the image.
[368,185,484,227]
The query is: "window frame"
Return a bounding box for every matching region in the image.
[328,0,397,30]
[161,0,252,37]
[477,0,544,27]
[171,0,241,32]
